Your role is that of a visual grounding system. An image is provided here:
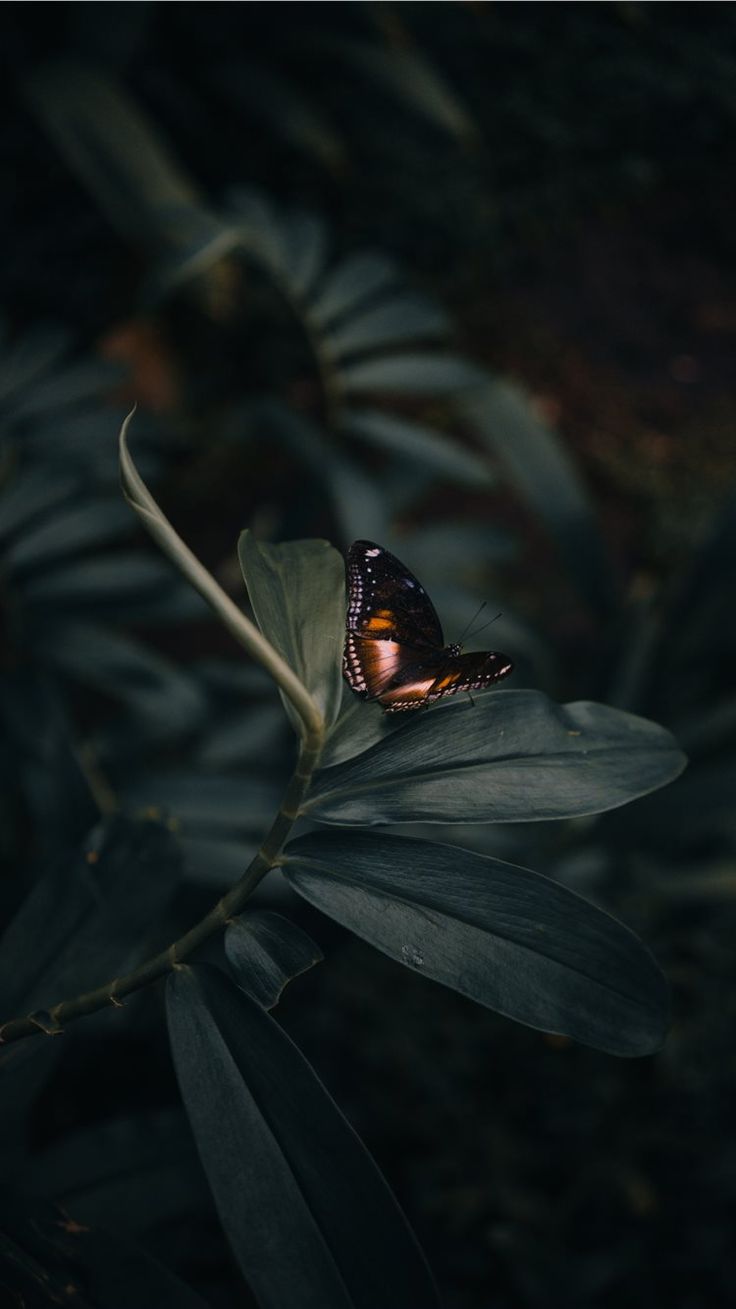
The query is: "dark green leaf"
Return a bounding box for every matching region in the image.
[238,532,345,729]
[339,353,486,396]
[304,692,687,825]
[343,407,492,485]
[167,964,440,1309]
[283,831,669,1057]
[0,815,182,1024]
[308,252,399,326]
[6,499,132,574]
[225,910,322,1008]
[465,380,616,616]
[0,1194,211,1309]
[327,294,449,357]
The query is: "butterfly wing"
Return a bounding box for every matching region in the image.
[345,540,444,648]
[378,650,514,713]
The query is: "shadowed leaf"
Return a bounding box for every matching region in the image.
[283,831,669,1057]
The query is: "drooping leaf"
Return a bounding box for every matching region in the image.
[342,407,492,486]
[282,831,669,1057]
[6,499,132,574]
[465,380,617,616]
[225,910,322,1008]
[0,468,77,542]
[304,692,687,825]
[238,532,345,729]
[23,553,179,607]
[339,353,486,396]
[167,964,440,1309]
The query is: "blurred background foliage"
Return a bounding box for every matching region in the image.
[0,3,735,1306]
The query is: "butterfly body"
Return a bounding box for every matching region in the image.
[343,540,513,713]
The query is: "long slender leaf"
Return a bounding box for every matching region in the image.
[343,407,492,485]
[167,964,440,1309]
[465,380,617,616]
[326,294,449,357]
[305,691,687,825]
[283,831,669,1057]
[308,252,399,327]
[6,499,132,573]
[339,353,486,396]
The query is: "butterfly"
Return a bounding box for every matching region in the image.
[343,539,513,713]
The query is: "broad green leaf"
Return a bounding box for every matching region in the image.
[304,691,687,825]
[167,964,440,1309]
[465,380,616,617]
[343,407,492,486]
[326,294,449,357]
[282,831,669,1057]
[308,252,399,326]
[225,910,322,1008]
[339,353,486,396]
[238,532,345,730]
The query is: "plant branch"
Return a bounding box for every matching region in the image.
[0,737,322,1047]
[119,410,324,741]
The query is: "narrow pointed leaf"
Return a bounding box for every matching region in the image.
[167,964,440,1309]
[327,295,449,358]
[343,407,492,485]
[305,692,687,825]
[225,910,322,1008]
[339,353,486,396]
[308,252,399,326]
[238,532,345,729]
[6,499,132,573]
[466,380,617,616]
[283,831,669,1057]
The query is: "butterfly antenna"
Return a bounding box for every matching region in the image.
[457,600,487,646]
[466,610,503,642]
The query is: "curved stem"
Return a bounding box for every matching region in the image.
[0,735,322,1047]
[119,412,324,742]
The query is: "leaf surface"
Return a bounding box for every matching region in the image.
[167,964,440,1309]
[283,831,669,1056]
[305,692,687,825]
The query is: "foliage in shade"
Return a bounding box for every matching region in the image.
[166,964,441,1309]
[225,910,323,1010]
[305,691,687,825]
[282,831,669,1057]
[238,531,346,729]
[0,1194,212,1309]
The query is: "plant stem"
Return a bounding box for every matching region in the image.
[0,735,323,1048]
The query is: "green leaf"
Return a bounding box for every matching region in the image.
[6,499,132,574]
[342,408,492,486]
[326,294,449,357]
[282,831,669,1057]
[465,380,617,616]
[238,532,345,730]
[0,815,181,1026]
[339,353,486,396]
[167,964,440,1309]
[225,910,322,1008]
[0,469,77,542]
[304,692,687,825]
[308,252,399,326]
[23,553,178,607]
